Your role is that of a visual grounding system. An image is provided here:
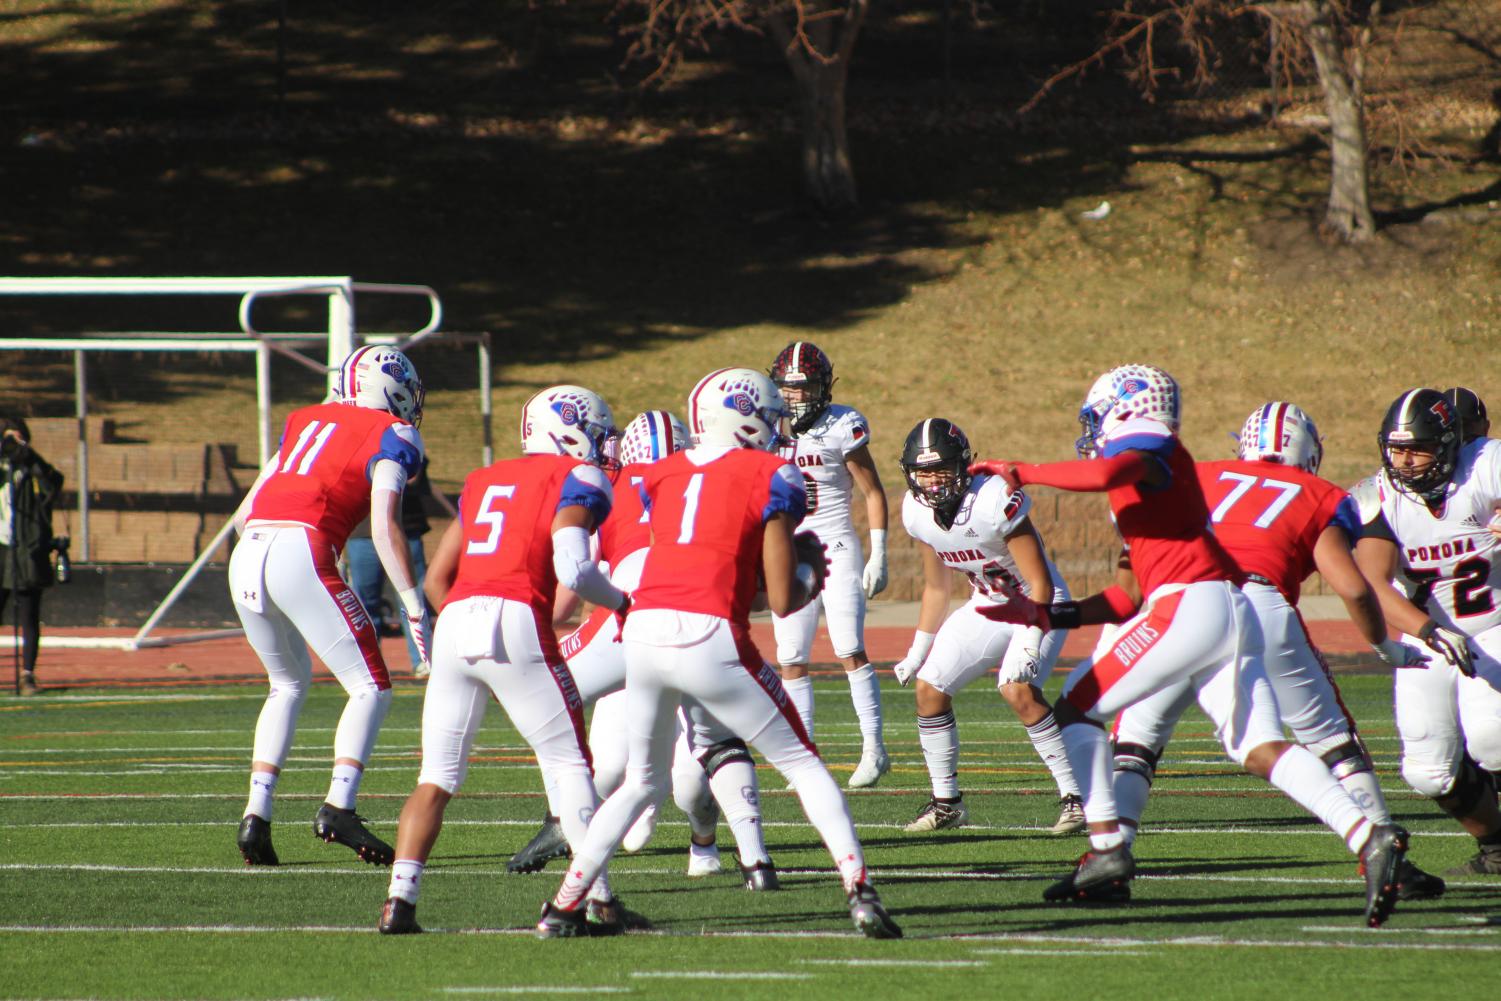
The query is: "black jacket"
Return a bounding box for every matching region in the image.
[1,442,64,591]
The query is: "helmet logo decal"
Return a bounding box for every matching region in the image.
[552,400,581,426]
[1429,398,1453,424]
[728,392,756,416]
[1120,378,1148,395]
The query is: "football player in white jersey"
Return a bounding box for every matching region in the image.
[890,418,1085,834]
[769,342,893,788]
[1353,388,1501,878]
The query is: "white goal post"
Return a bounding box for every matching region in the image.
[0,276,493,650]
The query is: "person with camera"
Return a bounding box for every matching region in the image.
[0,417,65,697]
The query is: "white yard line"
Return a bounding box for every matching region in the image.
[630,972,813,981]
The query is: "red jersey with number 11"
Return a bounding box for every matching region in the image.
[633,448,807,626]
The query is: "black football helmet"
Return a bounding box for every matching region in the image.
[770,341,835,435]
[1379,388,1461,503]
[900,418,973,527]
[1443,387,1489,442]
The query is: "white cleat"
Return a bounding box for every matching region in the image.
[848,745,891,789]
[621,803,659,854]
[686,841,722,878]
[903,796,968,833]
[1051,794,1087,835]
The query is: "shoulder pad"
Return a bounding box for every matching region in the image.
[1348,474,1384,524]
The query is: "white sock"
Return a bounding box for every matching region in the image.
[1089,829,1125,852]
[1114,770,1152,834]
[1338,770,1393,825]
[917,710,960,800]
[1025,711,1080,797]
[326,763,362,810]
[1268,745,1373,855]
[846,665,883,748]
[388,859,424,904]
[587,871,613,904]
[707,758,770,866]
[245,771,278,821]
[836,851,868,894]
[783,675,815,740]
[1061,722,1117,824]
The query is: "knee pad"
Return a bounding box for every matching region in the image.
[697,739,755,779]
[1433,755,1498,818]
[1114,741,1161,786]
[1316,737,1373,781]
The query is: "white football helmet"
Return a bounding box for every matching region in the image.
[337,345,424,425]
[520,385,618,465]
[618,410,690,466]
[687,368,790,451]
[1076,364,1180,457]
[1237,402,1323,474]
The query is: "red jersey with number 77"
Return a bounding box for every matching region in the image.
[1198,459,1361,605]
[632,448,807,626]
[249,402,423,549]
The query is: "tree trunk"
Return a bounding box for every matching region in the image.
[765,2,868,214]
[1301,2,1376,242]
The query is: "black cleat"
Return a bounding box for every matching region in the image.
[508,813,571,874]
[584,896,651,936]
[1360,824,1408,927]
[1044,845,1135,903]
[237,814,278,866]
[1446,843,1501,876]
[378,897,421,934]
[1395,858,1446,901]
[535,901,587,939]
[740,860,781,891]
[313,804,394,866]
[847,882,903,939]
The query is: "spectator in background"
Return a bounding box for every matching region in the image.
[345,459,455,678]
[1444,387,1490,443]
[0,417,64,697]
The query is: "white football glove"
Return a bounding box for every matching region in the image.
[1419,621,1476,678]
[892,629,936,687]
[862,530,888,599]
[398,587,433,678]
[1372,637,1427,669]
[998,626,1044,685]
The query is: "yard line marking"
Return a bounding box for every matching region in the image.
[949,931,1501,954]
[796,959,987,968]
[1299,925,1501,936]
[971,948,1152,956]
[438,989,629,995]
[630,972,813,981]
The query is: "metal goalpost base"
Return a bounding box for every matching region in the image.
[0,276,494,653]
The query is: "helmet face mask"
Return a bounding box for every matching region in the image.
[338,345,424,426]
[1076,365,1180,458]
[770,341,834,436]
[688,368,791,451]
[1237,402,1324,474]
[900,418,973,527]
[618,410,690,466]
[521,385,618,466]
[1380,388,1460,503]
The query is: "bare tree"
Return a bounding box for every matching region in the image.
[614,0,870,213]
[1022,0,1382,242]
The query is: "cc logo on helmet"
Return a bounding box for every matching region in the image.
[1120,378,1148,395]
[552,400,581,426]
[727,392,756,416]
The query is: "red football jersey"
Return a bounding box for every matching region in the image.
[249,402,422,550]
[444,454,613,622]
[1198,459,1358,605]
[1100,421,1240,597]
[599,463,653,568]
[632,449,806,625]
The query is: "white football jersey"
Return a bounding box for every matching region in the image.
[1360,438,1501,635]
[780,403,871,538]
[902,472,1052,604]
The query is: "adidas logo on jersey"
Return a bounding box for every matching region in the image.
[1461,514,1486,529]
[964,529,979,538]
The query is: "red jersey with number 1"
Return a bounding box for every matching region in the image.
[632,448,807,626]
[1198,459,1360,605]
[444,454,614,615]
[249,402,423,549]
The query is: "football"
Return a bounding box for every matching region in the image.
[792,529,829,598]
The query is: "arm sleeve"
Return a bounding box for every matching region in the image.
[557,464,614,527]
[1015,453,1152,493]
[762,463,808,523]
[552,525,626,610]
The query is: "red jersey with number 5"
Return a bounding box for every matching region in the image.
[444,454,614,614]
[249,402,423,549]
[1198,459,1360,605]
[633,448,807,625]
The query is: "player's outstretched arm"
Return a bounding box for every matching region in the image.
[892,543,950,685]
[1354,533,1474,675]
[1315,524,1420,666]
[372,471,431,666]
[847,444,890,598]
[551,503,628,613]
[969,451,1163,494]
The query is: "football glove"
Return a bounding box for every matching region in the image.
[892,630,936,687]
[1419,621,1475,678]
[967,460,1023,492]
[997,625,1044,685]
[406,606,433,675]
[975,594,1052,632]
[862,529,888,600]
[1372,637,1428,669]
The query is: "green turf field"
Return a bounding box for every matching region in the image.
[3,671,1498,1001]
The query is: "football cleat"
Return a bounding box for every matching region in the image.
[620,803,659,854]
[1395,858,1446,901]
[740,860,781,891]
[378,897,421,935]
[236,814,278,866]
[584,896,651,936]
[847,882,903,939]
[1445,843,1501,876]
[313,804,395,866]
[1359,824,1408,928]
[903,796,968,833]
[535,901,587,939]
[1043,845,1136,903]
[1051,794,1087,835]
[848,745,891,789]
[507,813,571,874]
[687,841,723,878]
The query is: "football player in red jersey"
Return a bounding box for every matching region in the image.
[539,368,900,939]
[970,365,1409,927]
[229,345,426,868]
[1107,402,1444,899]
[377,385,631,935]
